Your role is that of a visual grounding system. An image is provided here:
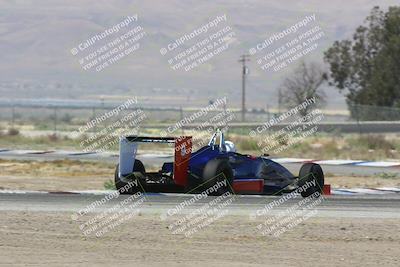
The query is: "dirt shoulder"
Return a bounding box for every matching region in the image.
[0,159,115,191]
[0,211,399,266]
[325,175,400,188]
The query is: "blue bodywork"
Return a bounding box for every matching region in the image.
[187,143,296,193]
[118,132,302,195]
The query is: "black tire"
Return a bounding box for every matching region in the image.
[202,158,233,196]
[298,163,324,198]
[114,160,146,194]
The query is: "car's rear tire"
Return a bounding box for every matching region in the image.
[298,163,324,198]
[202,158,233,195]
[114,160,146,194]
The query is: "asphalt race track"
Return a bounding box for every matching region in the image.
[0,192,399,219]
[1,151,399,219]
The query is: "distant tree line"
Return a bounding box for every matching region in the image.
[280,6,400,120]
[324,6,400,119]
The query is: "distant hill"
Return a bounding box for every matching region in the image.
[0,0,398,109]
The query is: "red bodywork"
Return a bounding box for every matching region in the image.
[173,136,192,187]
[174,136,263,193]
[233,179,264,194]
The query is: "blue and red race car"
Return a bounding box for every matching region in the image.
[115,130,324,198]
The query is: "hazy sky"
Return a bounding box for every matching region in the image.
[0,0,399,109]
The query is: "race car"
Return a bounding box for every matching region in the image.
[115,130,324,198]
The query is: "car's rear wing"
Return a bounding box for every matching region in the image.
[125,136,176,143]
[119,135,192,187]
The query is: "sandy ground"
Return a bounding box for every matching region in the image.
[1,159,399,266]
[0,159,399,191]
[0,211,398,266]
[0,159,114,191]
[326,175,400,188]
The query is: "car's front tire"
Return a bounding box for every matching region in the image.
[298,163,324,198]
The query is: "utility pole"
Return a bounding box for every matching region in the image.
[278,88,282,115]
[239,55,250,122]
[53,107,57,134]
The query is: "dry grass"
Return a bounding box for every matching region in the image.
[1,128,400,161]
[0,159,115,191]
[0,158,114,178]
[229,133,400,161]
[0,159,162,191]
